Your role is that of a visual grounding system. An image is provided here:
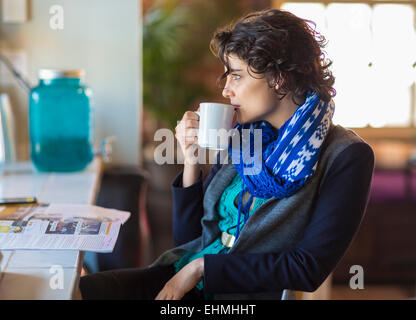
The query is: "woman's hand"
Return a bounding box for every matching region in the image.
[175,110,200,165]
[155,258,204,300]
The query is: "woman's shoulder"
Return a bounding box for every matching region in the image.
[318,123,374,177]
[327,123,370,146]
[323,123,373,156]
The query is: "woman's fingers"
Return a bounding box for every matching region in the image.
[185,128,198,138]
[183,110,199,121]
[174,110,201,161]
[185,119,199,129]
[155,289,166,300]
[176,127,198,145]
[175,130,198,142]
[155,287,178,300]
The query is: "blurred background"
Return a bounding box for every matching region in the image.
[0,0,415,299]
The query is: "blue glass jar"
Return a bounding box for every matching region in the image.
[29,69,94,172]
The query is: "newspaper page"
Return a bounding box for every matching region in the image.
[0,203,130,252]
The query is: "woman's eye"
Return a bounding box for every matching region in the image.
[232,74,241,80]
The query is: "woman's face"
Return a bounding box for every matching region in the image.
[222,54,279,124]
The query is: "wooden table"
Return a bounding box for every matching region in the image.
[0,158,102,299]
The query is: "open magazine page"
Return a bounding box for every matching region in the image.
[0,203,130,252]
[25,203,130,224]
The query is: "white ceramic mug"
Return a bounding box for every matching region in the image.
[195,102,235,150]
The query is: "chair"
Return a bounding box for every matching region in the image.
[281,289,297,300]
[281,273,333,300]
[84,165,152,273]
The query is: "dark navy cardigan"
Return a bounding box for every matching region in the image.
[171,142,374,294]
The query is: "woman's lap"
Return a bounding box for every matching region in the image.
[79,264,204,300]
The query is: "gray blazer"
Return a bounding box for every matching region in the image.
[150,124,368,299]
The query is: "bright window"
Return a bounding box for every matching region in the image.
[279,2,416,128]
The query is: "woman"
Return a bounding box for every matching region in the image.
[79,9,374,300]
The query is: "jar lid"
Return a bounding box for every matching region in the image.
[38,69,85,80]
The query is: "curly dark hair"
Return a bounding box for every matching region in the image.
[210,9,336,103]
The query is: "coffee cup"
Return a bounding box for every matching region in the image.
[195,102,235,150]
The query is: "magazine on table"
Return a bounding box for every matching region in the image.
[0,203,130,252]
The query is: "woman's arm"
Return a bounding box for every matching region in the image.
[203,142,375,294]
[183,163,201,187]
[155,257,204,300]
[171,152,223,246]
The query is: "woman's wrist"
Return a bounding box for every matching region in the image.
[195,257,205,278]
[183,163,201,187]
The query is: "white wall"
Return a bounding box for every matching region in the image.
[0,0,142,166]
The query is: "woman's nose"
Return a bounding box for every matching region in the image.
[222,86,234,99]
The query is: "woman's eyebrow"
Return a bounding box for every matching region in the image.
[230,68,242,72]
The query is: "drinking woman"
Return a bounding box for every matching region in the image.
[79,9,374,300]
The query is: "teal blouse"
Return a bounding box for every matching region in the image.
[173,173,270,290]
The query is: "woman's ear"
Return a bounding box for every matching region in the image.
[271,74,282,91]
[273,81,281,94]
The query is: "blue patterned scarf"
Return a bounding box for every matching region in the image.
[229,91,335,239]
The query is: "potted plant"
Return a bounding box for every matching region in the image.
[142,0,246,190]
